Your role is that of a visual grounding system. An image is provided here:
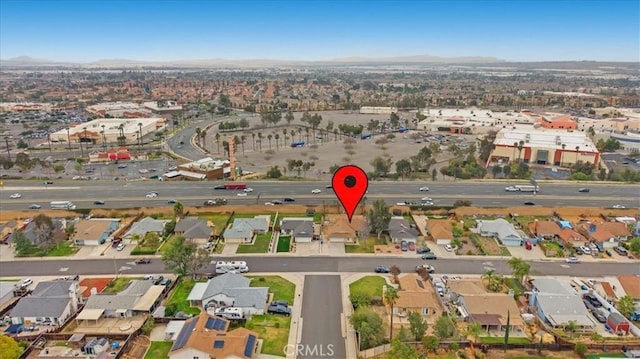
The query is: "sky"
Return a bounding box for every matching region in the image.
[1,0,639,62]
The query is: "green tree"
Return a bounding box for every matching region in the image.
[384,285,399,340]
[617,295,636,318]
[161,236,210,278]
[371,156,393,178]
[466,322,483,344]
[565,320,578,338]
[53,164,65,173]
[387,338,418,359]
[367,200,391,240]
[173,202,184,218]
[33,214,55,249]
[349,292,372,309]
[628,237,640,254]
[0,334,23,359]
[410,146,435,172]
[482,269,504,292]
[508,257,531,284]
[433,315,454,339]
[407,311,428,341]
[422,335,440,353]
[395,159,412,179]
[503,310,510,352]
[13,232,36,257]
[396,325,411,341]
[266,166,283,179]
[574,342,587,357]
[350,307,386,349]
[16,139,28,149]
[14,153,32,170]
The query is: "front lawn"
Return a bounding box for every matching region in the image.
[248,275,295,304]
[165,279,202,316]
[15,242,78,257]
[349,276,385,298]
[480,337,531,344]
[236,232,272,253]
[345,237,387,253]
[144,341,172,359]
[245,314,291,356]
[103,277,142,294]
[277,236,291,252]
[202,214,232,235]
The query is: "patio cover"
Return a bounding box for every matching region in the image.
[77,309,104,321]
[133,285,164,311]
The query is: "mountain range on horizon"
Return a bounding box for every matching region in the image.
[1,54,506,67]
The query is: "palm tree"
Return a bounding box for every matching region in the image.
[173,201,184,218]
[215,132,221,153]
[481,269,503,292]
[466,322,483,345]
[512,142,518,163]
[101,124,106,149]
[565,320,578,338]
[384,285,399,340]
[575,145,580,165]
[305,127,310,144]
[561,143,566,166]
[251,133,256,151]
[240,135,246,155]
[290,129,296,143]
[200,130,207,150]
[517,140,524,162]
[257,132,263,152]
[267,134,273,149]
[334,128,339,142]
[195,127,202,145]
[507,257,531,285]
[275,134,280,151]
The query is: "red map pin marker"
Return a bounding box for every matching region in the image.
[332,165,369,223]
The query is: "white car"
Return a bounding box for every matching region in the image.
[264,202,274,206]
[612,204,626,209]
[505,186,518,192]
[311,189,321,194]
[444,244,454,252]
[421,197,432,202]
[243,188,253,192]
[145,192,158,198]
[419,186,430,192]
[9,193,21,199]
[20,278,33,288]
[237,192,248,197]
[116,243,126,251]
[565,257,580,263]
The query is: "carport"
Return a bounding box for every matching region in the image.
[76,308,104,326]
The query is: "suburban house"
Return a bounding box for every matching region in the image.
[72,219,120,246]
[0,220,20,244]
[450,280,525,334]
[124,217,166,239]
[616,275,640,301]
[529,278,595,331]
[529,220,585,244]
[78,278,112,303]
[174,217,214,242]
[169,313,258,359]
[279,217,314,243]
[475,218,522,246]
[78,280,164,322]
[392,274,442,321]
[388,217,420,243]
[187,273,268,317]
[10,218,68,246]
[0,281,18,311]
[224,216,269,244]
[425,219,454,245]
[10,280,81,327]
[576,221,631,248]
[594,281,619,302]
[322,215,367,243]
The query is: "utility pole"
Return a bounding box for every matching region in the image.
[4,137,11,161]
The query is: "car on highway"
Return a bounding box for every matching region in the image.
[167,199,178,204]
[374,266,390,273]
[28,204,41,209]
[135,258,151,264]
[93,200,105,205]
[237,192,248,197]
[311,189,321,194]
[524,201,535,206]
[283,197,295,202]
[565,257,580,263]
[145,192,158,198]
[505,186,518,192]
[264,202,274,206]
[612,204,626,209]
[244,188,253,192]
[213,185,226,190]
[421,197,433,202]
[43,180,53,185]
[9,193,21,199]
[421,253,437,260]
[325,184,332,188]
[419,186,430,192]
[267,304,292,316]
[117,164,127,169]
[416,247,431,254]
[272,200,283,205]
[415,264,435,273]
[578,188,590,193]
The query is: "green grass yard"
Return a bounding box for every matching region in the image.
[277,236,291,252]
[248,275,295,304]
[144,341,172,359]
[344,237,387,253]
[165,279,202,316]
[15,242,78,257]
[236,232,272,253]
[349,276,385,298]
[103,277,143,294]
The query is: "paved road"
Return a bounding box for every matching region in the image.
[297,275,345,359]
[1,181,638,210]
[166,115,225,160]
[1,256,637,278]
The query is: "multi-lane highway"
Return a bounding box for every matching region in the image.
[1,180,638,210]
[0,256,638,278]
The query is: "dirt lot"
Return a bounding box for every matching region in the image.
[1,205,635,223]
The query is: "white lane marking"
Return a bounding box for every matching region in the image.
[59,267,69,272]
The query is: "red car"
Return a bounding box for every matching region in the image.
[408,242,416,251]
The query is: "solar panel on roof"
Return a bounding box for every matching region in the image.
[214,340,224,348]
[172,319,197,351]
[244,334,256,357]
[205,317,227,330]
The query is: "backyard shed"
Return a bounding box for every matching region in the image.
[606,312,630,335]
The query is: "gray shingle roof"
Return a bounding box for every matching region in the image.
[175,217,212,239]
[280,219,314,237]
[11,297,70,318]
[32,281,74,298]
[85,280,153,311]
[193,274,268,309]
[202,273,250,299]
[477,219,521,241]
[125,217,165,237]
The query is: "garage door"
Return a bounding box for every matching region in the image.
[329,237,345,243]
[436,239,451,245]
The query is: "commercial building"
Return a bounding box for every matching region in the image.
[163,157,231,181]
[49,117,166,145]
[417,108,538,134]
[144,100,183,112]
[86,102,152,118]
[487,128,600,168]
[360,106,398,114]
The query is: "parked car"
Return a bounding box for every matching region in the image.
[408,242,415,251]
[20,278,33,288]
[416,247,431,254]
[135,258,151,264]
[583,300,596,312]
[271,300,289,307]
[584,294,602,307]
[374,266,390,273]
[203,242,214,250]
[159,278,172,286]
[111,239,122,248]
[267,304,291,316]
[444,244,454,252]
[153,276,165,285]
[400,240,408,252]
[116,243,126,251]
[421,253,437,260]
[591,310,607,323]
[565,257,580,263]
[614,246,628,256]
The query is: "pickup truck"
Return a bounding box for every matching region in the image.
[415,264,435,273]
[267,304,292,316]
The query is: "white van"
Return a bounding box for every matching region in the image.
[216,261,249,274]
[214,307,244,320]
